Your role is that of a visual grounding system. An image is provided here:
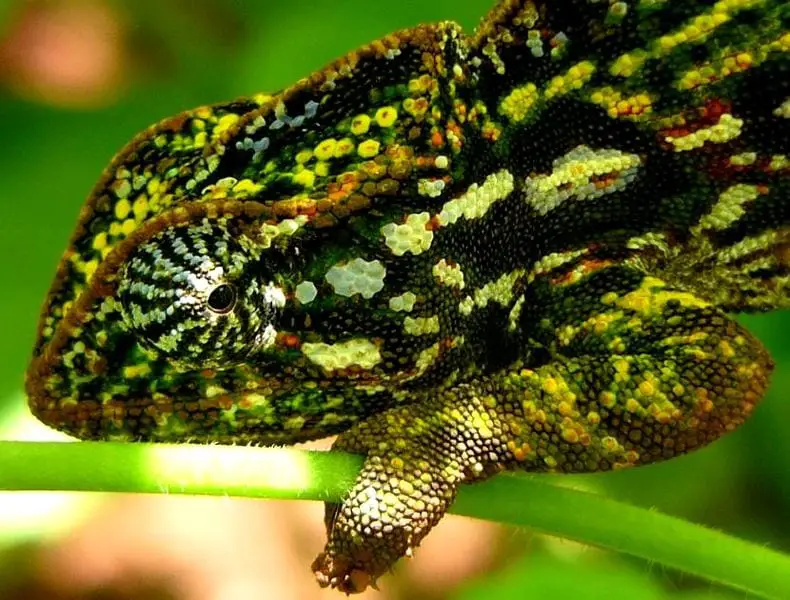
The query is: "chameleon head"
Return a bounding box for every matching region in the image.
[116,219,285,369]
[24,194,399,444]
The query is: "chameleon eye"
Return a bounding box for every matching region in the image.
[207,284,237,314]
[116,218,285,369]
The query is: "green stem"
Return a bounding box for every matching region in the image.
[1,441,788,598]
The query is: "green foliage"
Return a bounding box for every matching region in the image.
[2,441,790,599]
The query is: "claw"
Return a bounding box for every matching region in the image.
[312,553,374,594]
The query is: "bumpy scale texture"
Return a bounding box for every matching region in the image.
[26,0,790,592]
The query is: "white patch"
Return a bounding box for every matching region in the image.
[459,269,524,315]
[325,258,387,299]
[459,296,475,316]
[415,342,441,374]
[403,315,440,336]
[432,259,465,289]
[626,232,670,254]
[508,295,526,332]
[389,291,417,312]
[718,229,780,264]
[437,170,515,226]
[729,152,757,166]
[773,98,790,119]
[525,146,641,216]
[295,281,318,304]
[527,249,587,282]
[418,179,446,198]
[302,338,382,371]
[695,184,761,232]
[255,324,278,350]
[769,155,789,171]
[263,283,287,308]
[411,335,464,378]
[381,212,434,256]
[259,215,308,249]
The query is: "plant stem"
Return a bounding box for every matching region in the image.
[1,441,788,599]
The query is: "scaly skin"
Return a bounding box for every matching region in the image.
[25,0,789,593]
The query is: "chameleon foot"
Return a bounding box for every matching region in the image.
[310,404,469,592]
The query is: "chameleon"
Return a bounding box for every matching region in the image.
[24,0,790,592]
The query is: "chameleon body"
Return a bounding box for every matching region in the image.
[25,0,790,592]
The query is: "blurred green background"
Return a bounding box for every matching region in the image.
[1,1,789,598]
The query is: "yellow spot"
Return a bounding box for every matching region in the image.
[614,358,631,374]
[293,170,316,188]
[214,113,240,138]
[609,51,647,77]
[124,364,151,378]
[233,178,262,195]
[590,87,653,120]
[638,380,655,397]
[121,218,137,236]
[617,277,709,316]
[626,398,642,413]
[719,340,736,358]
[315,161,330,177]
[599,391,617,408]
[193,131,207,148]
[351,114,371,135]
[335,138,355,157]
[295,149,313,164]
[666,114,743,151]
[92,232,108,251]
[561,427,580,443]
[315,139,338,161]
[375,106,398,128]
[358,139,381,158]
[132,195,149,221]
[499,83,539,123]
[545,61,595,99]
[285,415,306,431]
[83,259,99,280]
[114,199,131,220]
[542,377,558,394]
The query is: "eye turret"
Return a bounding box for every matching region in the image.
[117,219,285,369]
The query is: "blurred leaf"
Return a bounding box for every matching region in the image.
[0,1,19,36]
[457,551,745,600]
